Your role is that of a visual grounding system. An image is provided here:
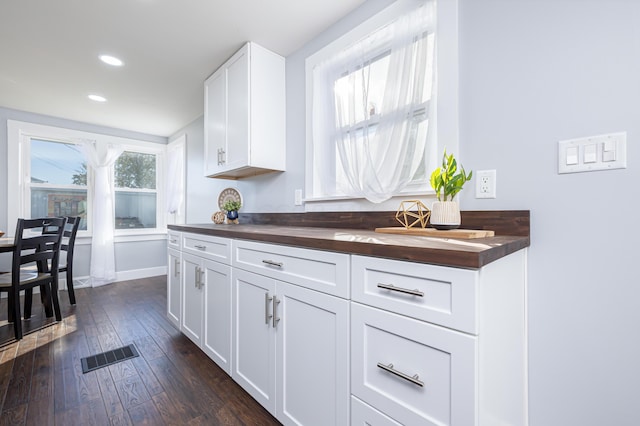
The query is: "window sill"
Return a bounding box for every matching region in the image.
[76,231,169,245]
[303,191,437,212]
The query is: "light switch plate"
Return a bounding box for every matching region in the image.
[558,132,627,174]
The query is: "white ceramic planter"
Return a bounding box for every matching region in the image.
[430,201,461,230]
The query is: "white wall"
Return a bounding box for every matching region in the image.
[169,116,234,223]
[180,1,637,424]
[458,1,639,425]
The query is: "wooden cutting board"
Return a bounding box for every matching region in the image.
[375,227,495,239]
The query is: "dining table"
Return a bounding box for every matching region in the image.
[0,236,15,253]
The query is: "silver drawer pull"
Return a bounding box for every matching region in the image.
[377,283,424,297]
[170,239,177,244]
[194,245,206,251]
[174,258,180,277]
[272,296,280,328]
[262,259,283,268]
[377,362,424,387]
[265,293,273,324]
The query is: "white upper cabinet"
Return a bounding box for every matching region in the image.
[204,42,286,179]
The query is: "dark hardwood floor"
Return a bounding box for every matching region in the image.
[0,276,281,425]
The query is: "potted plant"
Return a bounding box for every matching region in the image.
[429,150,472,229]
[222,200,242,222]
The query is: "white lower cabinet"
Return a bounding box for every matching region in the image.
[179,234,233,375]
[167,247,181,330]
[232,267,350,425]
[169,231,528,426]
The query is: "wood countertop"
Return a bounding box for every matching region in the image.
[168,211,530,269]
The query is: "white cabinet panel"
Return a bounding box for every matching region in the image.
[202,259,232,374]
[233,239,349,298]
[276,281,349,426]
[351,396,402,426]
[232,268,277,414]
[352,255,477,334]
[351,302,476,426]
[167,248,181,330]
[182,233,230,264]
[181,252,204,345]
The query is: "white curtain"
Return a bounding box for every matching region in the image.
[81,142,123,287]
[166,135,185,217]
[312,1,435,203]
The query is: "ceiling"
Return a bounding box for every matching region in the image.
[0,0,365,137]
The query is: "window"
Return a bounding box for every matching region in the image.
[305,0,458,208]
[7,120,170,239]
[29,139,88,230]
[114,151,158,229]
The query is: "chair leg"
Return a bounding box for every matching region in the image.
[50,279,62,322]
[8,292,15,323]
[24,288,33,319]
[66,267,76,305]
[12,289,22,340]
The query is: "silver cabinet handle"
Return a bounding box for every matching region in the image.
[174,258,180,277]
[377,283,424,297]
[265,293,273,324]
[195,266,200,288]
[170,239,177,244]
[262,260,283,268]
[194,245,206,251]
[272,296,280,328]
[377,362,424,387]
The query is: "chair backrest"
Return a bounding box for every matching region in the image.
[12,218,67,279]
[43,216,80,267]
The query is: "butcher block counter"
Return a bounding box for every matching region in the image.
[168,210,529,269]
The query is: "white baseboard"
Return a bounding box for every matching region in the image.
[0,266,167,298]
[70,266,168,289]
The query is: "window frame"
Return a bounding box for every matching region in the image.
[7,120,169,240]
[304,0,459,211]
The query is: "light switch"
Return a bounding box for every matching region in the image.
[584,144,597,163]
[558,132,626,174]
[603,139,616,162]
[566,146,578,165]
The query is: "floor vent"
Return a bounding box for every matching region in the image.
[81,344,139,374]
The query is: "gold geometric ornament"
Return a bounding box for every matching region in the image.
[395,200,431,229]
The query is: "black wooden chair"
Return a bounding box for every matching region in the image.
[55,216,81,304]
[0,217,66,340]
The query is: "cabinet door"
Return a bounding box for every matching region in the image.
[232,268,277,415]
[202,259,232,374]
[181,253,204,346]
[204,68,226,176]
[225,46,249,170]
[167,248,181,330]
[276,281,350,426]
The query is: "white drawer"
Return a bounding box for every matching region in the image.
[351,302,476,426]
[351,396,402,426]
[232,240,349,298]
[352,255,478,334]
[182,233,231,264]
[167,230,181,249]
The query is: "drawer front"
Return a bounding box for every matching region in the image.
[352,255,478,334]
[182,233,231,264]
[351,396,402,426]
[167,230,181,249]
[232,240,349,298]
[351,302,476,426]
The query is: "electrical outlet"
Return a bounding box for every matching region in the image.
[294,189,303,206]
[475,170,496,199]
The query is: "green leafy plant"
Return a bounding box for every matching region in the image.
[222,200,242,212]
[429,150,472,201]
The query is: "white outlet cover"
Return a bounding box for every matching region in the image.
[475,169,496,199]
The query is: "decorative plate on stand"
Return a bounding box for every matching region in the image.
[218,187,242,211]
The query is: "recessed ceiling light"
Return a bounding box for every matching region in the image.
[88,94,107,102]
[99,54,123,67]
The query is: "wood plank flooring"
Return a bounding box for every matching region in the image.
[0,276,281,425]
